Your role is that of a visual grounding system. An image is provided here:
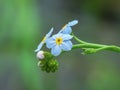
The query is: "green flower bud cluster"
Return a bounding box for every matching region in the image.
[37,51,59,73]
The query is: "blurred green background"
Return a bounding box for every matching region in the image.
[0,0,120,90]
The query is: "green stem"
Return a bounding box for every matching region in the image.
[73,43,120,52]
[72,35,120,53]
[72,43,106,49]
[72,33,86,44]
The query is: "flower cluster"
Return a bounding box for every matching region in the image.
[35,20,78,73]
[37,51,58,73]
[34,19,120,73]
[35,20,78,56]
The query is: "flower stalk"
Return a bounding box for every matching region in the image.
[72,35,120,54]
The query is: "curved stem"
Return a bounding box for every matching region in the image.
[72,43,120,53]
[72,33,86,44]
[72,43,106,49]
[72,35,120,53]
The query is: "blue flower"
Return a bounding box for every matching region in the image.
[35,28,53,52]
[58,20,78,34]
[46,33,73,56]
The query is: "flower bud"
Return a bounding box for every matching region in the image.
[37,51,58,73]
[82,48,96,55]
[36,51,44,60]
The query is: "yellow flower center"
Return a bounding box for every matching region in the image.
[55,37,63,45]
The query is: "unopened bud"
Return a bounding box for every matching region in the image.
[36,51,58,73]
[82,48,96,55]
[36,51,45,59]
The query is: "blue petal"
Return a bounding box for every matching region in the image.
[46,27,54,38]
[62,27,72,34]
[60,41,73,51]
[35,28,54,52]
[52,33,64,39]
[58,29,62,34]
[51,45,62,56]
[58,27,72,34]
[46,38,56,48]
[68,20,78,26]
[62,34,73,40]
[35,42,44,52]
[52,34,59,39]
[67,41,73,48]
[58,20,78,34]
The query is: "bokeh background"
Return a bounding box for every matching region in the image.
[0,0,120,90]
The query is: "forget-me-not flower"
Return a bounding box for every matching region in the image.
[58,20,78,34]
[46,33,73,56]
[35,28,53,52]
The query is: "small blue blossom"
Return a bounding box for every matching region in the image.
[46,33,73,56]
[58,20,78,34]
[35,28,53,52]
